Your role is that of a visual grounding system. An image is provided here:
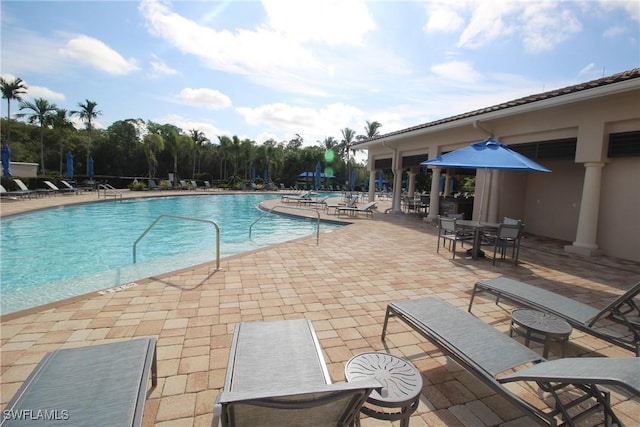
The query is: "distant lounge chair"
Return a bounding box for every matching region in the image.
[44,180,76,195]
[337,201,376,219]
[326,195,358,215]
[280,191,313,203]
[469,277,640,355]
[382,297,640,426]
[0,184,24,199]
[147,179,161,190]
[60,180,79,193]
[11,179,35,198]
[213,319,378,427]
[2,337,157,427]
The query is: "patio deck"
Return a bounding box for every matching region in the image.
[1,191,639,426]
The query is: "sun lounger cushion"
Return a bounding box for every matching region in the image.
[1,337,157,427]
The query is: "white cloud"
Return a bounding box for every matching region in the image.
[237,102,364,143]
[162,114,231,141]
[149,55,179,77]
[431,61,482,84]
[59,35,139,75]
[520,3,582,53]
[25,85,66,102]
[177,88,232,110]
[424,3,465,33]
[457,1,517,49]
[262,0,375,45]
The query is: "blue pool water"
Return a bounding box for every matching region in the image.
[0,194,341,314]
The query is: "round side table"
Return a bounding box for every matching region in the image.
[345,352,422,427]
[510,308,573,358]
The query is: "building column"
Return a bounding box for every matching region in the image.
[444,170,453,196]
[426,168,441,223]
[368,169,376,202]
[565,162,604,256]
[408,170,417,197]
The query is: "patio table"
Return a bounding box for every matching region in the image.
[457,220,500,260]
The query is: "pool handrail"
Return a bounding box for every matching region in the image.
[133,214,221,271]
[97,183,123,200]
[250,205,321,245]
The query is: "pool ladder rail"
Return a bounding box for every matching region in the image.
[97,183,123,200]
[133,214,221,271]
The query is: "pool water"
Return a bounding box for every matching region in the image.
[0,194,341,314]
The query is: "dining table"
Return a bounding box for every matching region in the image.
[457,220,500,260]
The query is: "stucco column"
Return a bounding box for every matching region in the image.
[565,162,604,256]
[408,170,417,197]
[426,168,441,223]
[368,169,376,202]
[444,170,453,196]
[487,170,500,222]
[392,168,403,213]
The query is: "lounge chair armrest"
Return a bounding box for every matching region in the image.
[499,358,640,396]
[215,379,381,405]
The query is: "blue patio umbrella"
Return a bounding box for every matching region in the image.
[1,144,12,178]
[263,168,268,183]
[315,162,322,190]
[66,151,74,180]
[421,138,551,218]
[88,156,94,180]
[251,167,256,183]
[350,168,356,191]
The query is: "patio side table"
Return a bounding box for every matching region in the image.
[510,308,573,358]
[345,352,422,427]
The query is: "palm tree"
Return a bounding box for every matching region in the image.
[1,76,28,145]
[71,99,102,175]
[142,132,164,180]
[358,120,382,141]
[189,129,208,176]
[18,98,57,175]
[50,108,75,174]
[341,127,356,187]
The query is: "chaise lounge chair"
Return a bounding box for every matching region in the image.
[280,191,313,203]
[337,201,377,219]
[11,179,35,198]
[44,180,76,195]
[1,337,157,427]
[212,319,379,427]
[468,277,640,355]
[382,296,640,426]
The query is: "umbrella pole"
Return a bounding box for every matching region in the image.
[478,169,489,222]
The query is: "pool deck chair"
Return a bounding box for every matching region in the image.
[337,201,377,219]
[212,319,378,427]
[468,277,640,355]
[381,297,639,426]
[0,337,157,427]
[44,180,76,195]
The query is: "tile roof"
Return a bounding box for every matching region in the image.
[356,68,640,145]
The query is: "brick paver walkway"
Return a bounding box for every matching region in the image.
[1,190,639,426]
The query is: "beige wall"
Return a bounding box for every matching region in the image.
[363,85,640,262]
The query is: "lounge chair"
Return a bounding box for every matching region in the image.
[280,191,313,203]
[60,180,79,193]
[326,195,358,215]
[1,337,157,427]
[44,180,76,195]
[11,179,35,198]
[337,201,377,219]
[468,277,640,355]
[382,297,639,426]
[0,184,23,199]
[212,319,379,427]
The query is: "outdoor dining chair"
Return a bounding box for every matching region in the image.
[492,222,524,265]
[437,216,472,259]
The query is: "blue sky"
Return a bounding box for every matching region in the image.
[2,0,639,148]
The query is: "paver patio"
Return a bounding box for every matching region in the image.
[1,191,639,426]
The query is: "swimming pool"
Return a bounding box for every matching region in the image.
[0,194,341,315]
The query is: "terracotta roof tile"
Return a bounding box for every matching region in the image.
[356,68,640,145]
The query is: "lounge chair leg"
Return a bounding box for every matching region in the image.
[381,307,394,341]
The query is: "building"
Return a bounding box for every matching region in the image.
[355,69,640,262]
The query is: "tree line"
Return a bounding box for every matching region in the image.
[1,76,382,189]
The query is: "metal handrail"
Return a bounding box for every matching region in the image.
[97,183,122,200]
[249,205,321,245]
[133,214,221,270]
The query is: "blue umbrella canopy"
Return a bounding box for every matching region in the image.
[1,144,12,178]
[66,151,74,179]
[88,156,94,180]
[420,138,550,172]
[263,168,268,183]
[349,168,356,191]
